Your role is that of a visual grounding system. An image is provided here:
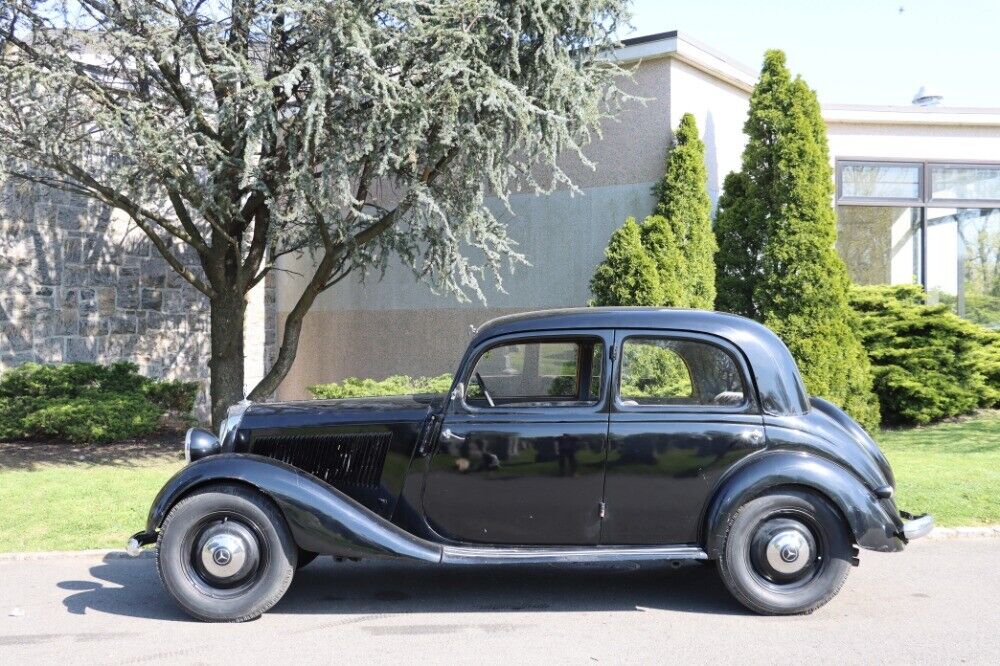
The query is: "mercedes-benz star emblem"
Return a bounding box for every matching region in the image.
[213,548,232,566]
[780,545,799,562]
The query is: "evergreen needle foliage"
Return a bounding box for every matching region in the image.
[589,217,664,306]
[653,113,716,308]
[850,285,1000,425]
[714,50,880,430]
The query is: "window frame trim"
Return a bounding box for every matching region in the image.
[611,330,757,416]
[836,159,924,205]
[454,330,612,416]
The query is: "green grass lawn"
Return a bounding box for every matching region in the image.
[876,411,1000,526]
[0,413,997,552]
[0,442,184,552]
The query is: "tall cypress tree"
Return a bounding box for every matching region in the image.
[714,171,759,318]
[590,217,664,306]
[716,50,880,430]
[640,215,686,307]
[652,113,717,309]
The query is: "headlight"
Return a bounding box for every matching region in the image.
[217,399,252,449]
[185,427,221,463]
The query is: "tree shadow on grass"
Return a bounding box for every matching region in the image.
[0,432,184,472]
[58,553,748,622]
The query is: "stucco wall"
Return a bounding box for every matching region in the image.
[826,121,1000,162]
[275,52,757,399]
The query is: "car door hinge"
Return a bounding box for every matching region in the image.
[599,501,606,519]
[609,346,617,361]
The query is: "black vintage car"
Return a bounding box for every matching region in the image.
[129,308,932,621]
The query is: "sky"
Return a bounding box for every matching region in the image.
[628,0,1000,108]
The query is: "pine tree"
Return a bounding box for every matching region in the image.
[590,218,664,306]
[651,113,717,308]
[716,50,880,430]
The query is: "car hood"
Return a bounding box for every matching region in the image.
[238,393,446,431]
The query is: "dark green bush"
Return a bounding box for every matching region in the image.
[850,284,1000,426]
[22,394,161,444]
[309,374,453,399]
[143,380,199,413]
[0,362,199,443]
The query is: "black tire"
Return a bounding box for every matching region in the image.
[156,483,297,622]
[718,489,852,615]
[296,549,318,570]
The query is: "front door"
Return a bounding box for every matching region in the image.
[601,331,764,545]
[422,331,612,545]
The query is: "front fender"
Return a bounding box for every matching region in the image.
[703,452,905,556]
[145,454,442,562]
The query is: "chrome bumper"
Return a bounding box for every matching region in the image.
[901,512,934,541]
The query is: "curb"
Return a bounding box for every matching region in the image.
[925,525,1000,539]
[1,526,998,561]
[0,548,154,562]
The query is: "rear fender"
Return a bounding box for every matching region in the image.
[146,454,442,562]
[703,452,905,556]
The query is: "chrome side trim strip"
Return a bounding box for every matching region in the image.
[440,545,708,565]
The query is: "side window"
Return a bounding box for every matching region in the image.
[466,339,604,407]
[619,337,745,407]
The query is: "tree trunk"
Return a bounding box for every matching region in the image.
[209,294,246,429]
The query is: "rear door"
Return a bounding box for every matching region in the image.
[601,330,764,545]
[423,330,613,545]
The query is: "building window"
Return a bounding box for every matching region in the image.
[836,160,1000,328]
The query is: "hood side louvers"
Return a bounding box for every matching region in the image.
[250,432,392,488]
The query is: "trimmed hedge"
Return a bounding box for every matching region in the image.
[850,285,1000,426]
[0,362,198,444]
[309,374,453,399]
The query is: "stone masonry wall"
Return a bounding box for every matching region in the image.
[0,182,213,417]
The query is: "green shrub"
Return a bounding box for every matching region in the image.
[309,374,454,399]
[143,380,199,414]
[0,362,198,443]
[850,284,1000,425]
[22,394,161,444]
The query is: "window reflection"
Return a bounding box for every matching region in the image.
[931,166,1000,201]
[926,208,1000,328]
[841,163,921,200]
[837,206,921,285]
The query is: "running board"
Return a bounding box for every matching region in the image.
[440,544,707,565]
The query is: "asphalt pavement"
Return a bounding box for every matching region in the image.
[0,538,997,664]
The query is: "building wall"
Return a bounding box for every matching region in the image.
[0,183,212,412]
[275,54,754,399]
[0,182,273,418]
[826,121,1000,162]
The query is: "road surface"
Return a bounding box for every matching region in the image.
[1,538,997,664]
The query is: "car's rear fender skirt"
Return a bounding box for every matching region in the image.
[703,452,906,556]
[146,453,443,562]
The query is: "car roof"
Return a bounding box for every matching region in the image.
[470,307,810,417]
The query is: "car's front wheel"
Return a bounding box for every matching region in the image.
[156,483,297,622]
[718,489,853,615]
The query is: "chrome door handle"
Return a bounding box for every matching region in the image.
[441,428,465,442]
[740,429,765,447]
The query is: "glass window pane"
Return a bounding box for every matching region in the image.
[926,208,1000,328]
[930,166,1000,202]
[467,340,603,406]
[619,338,744,407]
[840,163,921,200]
[836,206,922,285]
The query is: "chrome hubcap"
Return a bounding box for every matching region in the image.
[765,529,811,575]
[749,517,819,584]
[194,520,259,585]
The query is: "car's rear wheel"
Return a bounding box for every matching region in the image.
[156,483,297,622]
[718,489,852,615]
